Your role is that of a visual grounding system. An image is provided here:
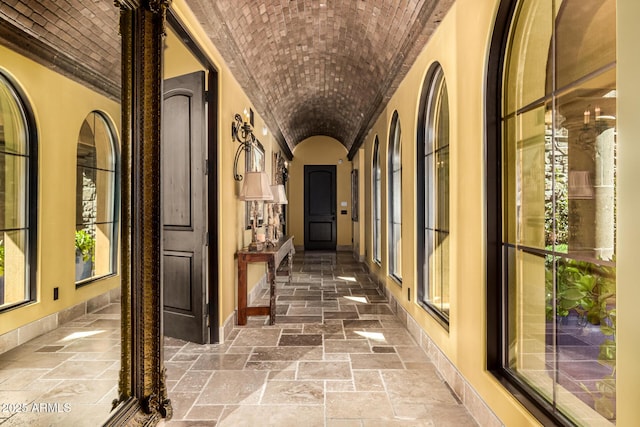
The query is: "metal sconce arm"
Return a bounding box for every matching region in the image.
[232,113,256,181]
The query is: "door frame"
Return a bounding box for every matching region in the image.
[167,11,220,344]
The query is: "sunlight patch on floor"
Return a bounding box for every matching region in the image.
[60,330,105,342]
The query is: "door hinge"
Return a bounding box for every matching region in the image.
[204,90,209,103]
[205,231,210,246]
[205,159,210,175]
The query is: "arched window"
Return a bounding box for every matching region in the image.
[489,0,617,424]
[75,111,118,284]
[388,112,402,281]
[417,63,449,325]
[372,136,381,263]
[0,72,37,310]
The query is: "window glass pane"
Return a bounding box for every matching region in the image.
[433,230,450,315]
[555,71,616,260]
[94,222,114,277]
[389,116,401,279]
[436,146,449,232]
[94,115,116,171]
[435,79,449,150]
[0,230,27,309]
[373,138,381,262]
[506,248,555,401]
[503,115,517,243]
[421,64,449,322]
[502,0,617,422]
[95,169,115,223]
[505,0,553,115]
[555,0,616,90]
[425,153,434,229]
[514,106,547,250]
[0,153,27,230]
[0,74,32,311]
[76,112,116,283]
[0,76,27,156]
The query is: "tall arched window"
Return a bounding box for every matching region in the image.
[372,136,381,264]
[388,112,402,281]
[0,72,37,310]
[417,63,450,325]
[489,0,617,424]
[75,111,118,284]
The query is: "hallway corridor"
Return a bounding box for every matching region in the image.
[163,252,478,426]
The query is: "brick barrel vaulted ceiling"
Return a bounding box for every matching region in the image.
[186,0,455,156]
[0,0,454,157]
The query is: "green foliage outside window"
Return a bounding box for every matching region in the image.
[75,230,95,263]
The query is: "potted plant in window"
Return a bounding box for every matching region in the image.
[75,230,95,281]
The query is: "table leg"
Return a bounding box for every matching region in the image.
[267,258,276,325]
[287,249,293,286]
[238,256,247,325]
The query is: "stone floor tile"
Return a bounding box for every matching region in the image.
[260,380,324,404]
[326,391,395,419]
[278,334,322,346]
[196,370,267,405]
[297,361,352,380]
[324,339,371,354]
[350,353,404,370]
[191,353,249,371]
[217,405,324,427]
[353,370,385,392]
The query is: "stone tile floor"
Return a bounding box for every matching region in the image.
[0,304,120,426]
[163,251,478,426]
[0,251,478,426]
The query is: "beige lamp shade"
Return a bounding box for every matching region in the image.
[269,184,288,204]
[239,171,274,201]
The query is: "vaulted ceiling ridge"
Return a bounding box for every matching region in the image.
[186,0,455,157]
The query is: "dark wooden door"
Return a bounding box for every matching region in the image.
[304,165,337,250]
[162,71,208,343]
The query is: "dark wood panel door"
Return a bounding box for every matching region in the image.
[304,165,337,250]
[162,71,208,343]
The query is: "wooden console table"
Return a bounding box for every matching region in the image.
[236,235,294,325]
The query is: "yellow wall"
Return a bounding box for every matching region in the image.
[170,1,281,327]
[164,28,206,80]
[289,136,352,250]
[0,44,120,334]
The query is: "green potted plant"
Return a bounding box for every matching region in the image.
[75,230,95,281]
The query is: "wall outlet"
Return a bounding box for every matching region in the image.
[53,287,59,300]
[407,287,410,301]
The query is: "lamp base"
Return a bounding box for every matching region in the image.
[248,241,264,252]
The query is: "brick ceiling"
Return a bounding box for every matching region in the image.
[186,0,454,154]
[0,0,454,155]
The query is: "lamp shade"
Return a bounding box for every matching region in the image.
[239,171,274,201]
[269,184,288,204]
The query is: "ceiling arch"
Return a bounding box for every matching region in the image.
[186,0,455,156]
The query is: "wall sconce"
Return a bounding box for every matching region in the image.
[232,113,256,181]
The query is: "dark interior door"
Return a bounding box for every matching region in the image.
[304,165,337,250]
[162,71,208,343]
